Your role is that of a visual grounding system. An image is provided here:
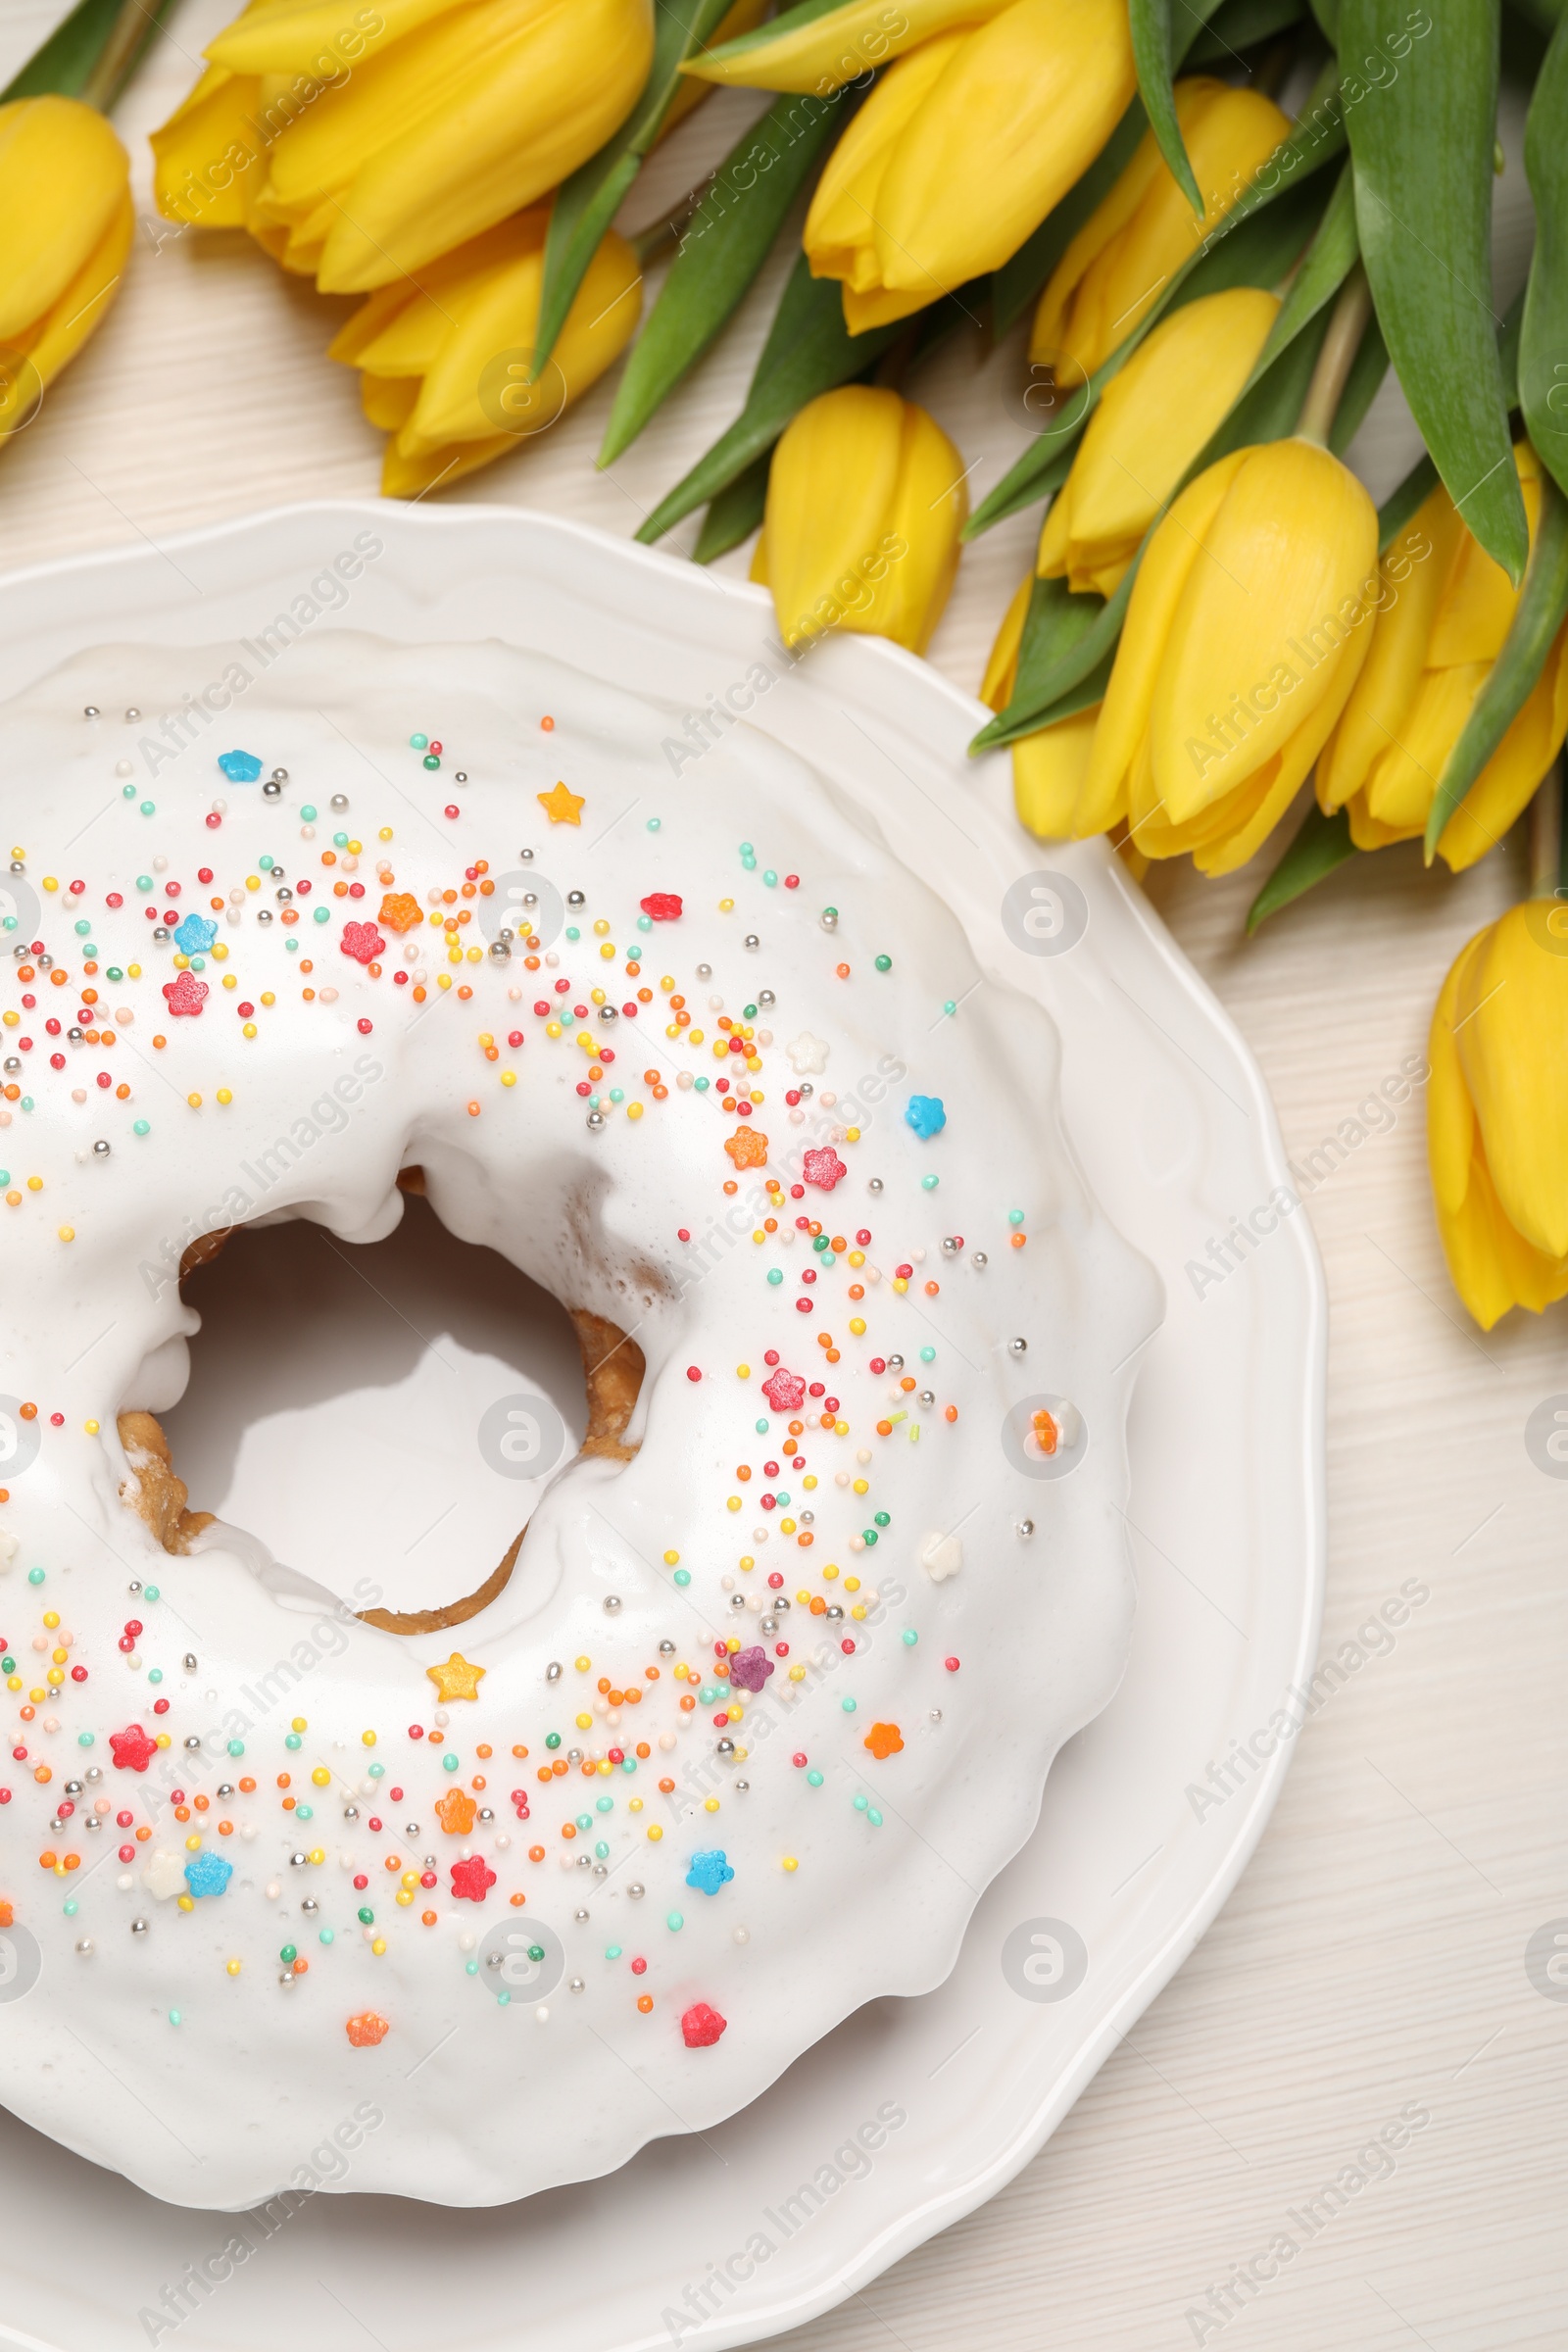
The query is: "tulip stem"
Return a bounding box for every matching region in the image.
[1294,265,1375,448]
[1529,758,1566,898]
[79,0,170,112]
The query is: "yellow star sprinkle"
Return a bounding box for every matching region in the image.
[537,780,584,825]
[425,1650,486,1701]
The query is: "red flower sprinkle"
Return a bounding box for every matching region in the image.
[760,1367,806,1412]
[450,1853,497,1903]
[109,1725,158,1772]
[341,921,385,964]
[681,2000,726,2048]
[639,893,683,920]
[802,1147,847,1191]
[161,972,208,1018]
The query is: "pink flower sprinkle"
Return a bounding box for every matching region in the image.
[802,1146,847,1191]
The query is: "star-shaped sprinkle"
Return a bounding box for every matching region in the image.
[802,1145,847,1191]
[172,912,218,956]
[183,1851,233,1898]
[681,2000,726,2048]
[786,1032,828,1075]
[864,1721,905,1760]
[346,2010,390,2046]
[450,1853,497,1903]
[905,1094,947,1140]
[425,1651,486,1701]
[685,1848,734,1896]
[341,920,386,964]
[109,1724,157,1772]
[724,1124,768,1170]
[727,1645,774,1693]
[378,892,421,932]
[218,749,262,781]
[434,1788,477,1836]
[537,781,584,825]
[760,1366,805,1412]
[161,970,209,1018]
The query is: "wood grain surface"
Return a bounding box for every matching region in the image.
[2,11,1563,2345]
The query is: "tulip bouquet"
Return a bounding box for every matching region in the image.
[8,0,1568,1328]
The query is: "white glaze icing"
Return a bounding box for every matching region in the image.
[0,634,1160,2209]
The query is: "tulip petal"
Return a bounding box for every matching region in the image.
[680,0,1014,94]
[1087,448,1244,827]
[401,228,639,453]
[870,0,1135,306]
[1040,286,1278,595]
[1315,481,1462,814]
[208,0,462,75]
[150,62,270,228]
[381,430,516,497]
[0,97,127,344]
[1012,706,1102,837]
[804,34,962,290]
[982,572,1033,710]
[761,385,906,646]
[1452,902,1568,1260]
[0,188,132,442]
[877,402,967,653]
[1152,439,1377,827]
[305,0,652,291]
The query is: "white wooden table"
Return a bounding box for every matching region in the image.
[3,10,1563,2345]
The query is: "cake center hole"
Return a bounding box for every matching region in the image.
[159,1192,587,1620]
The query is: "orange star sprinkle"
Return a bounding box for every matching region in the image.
[425,1651,486,1701]
[537,780,584,825]
[434,1788,477,1836]
[378,892,421,932]
[724,1125,768,1170]
[864,1721,904,1760]
[346,2010,390,2047]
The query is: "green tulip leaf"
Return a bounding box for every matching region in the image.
[600,89,842,466]
[1131,1,1233,217]
[692,0,868,73]
[634,255,907,543]
[693,451,773,564]
[1246,803,1359,933]
[1242,159,1357,394]
[1341,0,1528,584]
[996,576,1107,720]
[2,0,174,104]
[1308,0,1339,36]
[968,69,1348,539]
[1520,9,1568,499]
[533,0,738,377]
[1423,469,1568,859]
[1187,0,1308,68]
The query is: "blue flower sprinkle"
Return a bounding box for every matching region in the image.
[173,913,218,956]
[905,1094,947,1140]
[183,1852,233,1898]
[218,749,264,782]
[685,1848,734,1896]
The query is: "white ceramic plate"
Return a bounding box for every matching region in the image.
[0,504,1324,2352]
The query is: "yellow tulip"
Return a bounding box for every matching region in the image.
[328,212,641,498]
[0,96,131,447]
[151,0,653,291]
[751,386,966,653]
[1317,445,1568,870]
[1087,438,1378,873]
[803,0,1135,334]
[1031,78,1289,385]
[1428,898,1568,1328]
[1038,287,1279,596]
[680,0,1015,94]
